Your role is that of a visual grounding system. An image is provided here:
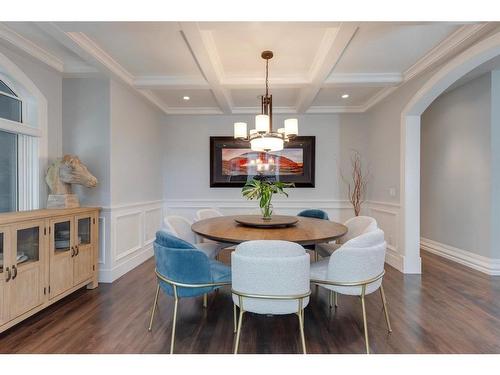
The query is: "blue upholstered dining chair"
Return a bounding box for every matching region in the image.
[297,209,330,260]
[297,209,330,221]
[148,230,231,354]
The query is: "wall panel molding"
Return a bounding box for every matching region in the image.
[98,200,163,283]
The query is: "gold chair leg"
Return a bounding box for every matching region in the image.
[148,284,160,331]
[233,303,238,333]
[334,292,338,308]
[380,285,392,333]
[360,285,370,354]
[297,299,307,354]
[234,296,244,354]
[170,287,179,354]
[203,293,208,308]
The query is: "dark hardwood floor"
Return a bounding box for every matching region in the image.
[1,250,500,354]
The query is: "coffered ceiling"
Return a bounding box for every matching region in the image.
[0,21,496,115]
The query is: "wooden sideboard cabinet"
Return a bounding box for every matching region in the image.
[0,207,100,333]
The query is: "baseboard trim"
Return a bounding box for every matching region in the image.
[385,244,404,272]
[421,237,500,276]
[99,244,154,283]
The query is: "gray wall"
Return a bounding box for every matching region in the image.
[161,113,369,202]
[62,77,111,207]
[421,74,491,257]
[109,80,163,206]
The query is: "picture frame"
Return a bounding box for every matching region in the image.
[210,136,315,187]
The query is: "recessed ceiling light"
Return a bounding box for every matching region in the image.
[341,94,350,99]
[183,96,190,101]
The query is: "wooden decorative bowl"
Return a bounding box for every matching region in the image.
[234,215,299,228]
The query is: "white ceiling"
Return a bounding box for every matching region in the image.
[0,21,496,115]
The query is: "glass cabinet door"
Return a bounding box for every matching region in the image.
[54,220,71,253]
[16,226,40,266]
[10,220,45,320]
[73,215,94,285]
[0,228,8,325]
[77,217,91,246]
[49,217,74,299]
[0,231,4,275]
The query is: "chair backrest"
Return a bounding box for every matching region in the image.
[154,230,213,298]
[195,208,223,221]
[339,216,378,244]
[231,240,310,315]
[327,229,386,296]
[297,209,329,220]
[164,215,197,244]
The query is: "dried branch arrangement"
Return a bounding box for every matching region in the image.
[341,151,369,216]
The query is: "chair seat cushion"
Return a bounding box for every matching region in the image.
[315,242,341,258]
[196,242,223,259]
[310,258,329,280]
[209,259,231,283]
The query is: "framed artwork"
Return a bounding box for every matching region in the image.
[210,136,315,187]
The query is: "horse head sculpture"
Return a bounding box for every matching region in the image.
[46,155,98,195]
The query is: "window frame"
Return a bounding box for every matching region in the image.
[0,75,40,211]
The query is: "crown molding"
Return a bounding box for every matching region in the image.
[164,106,223,115]
[404,23,492,81]
[0,23,64,72]
[324,72,403,86]
[360,23,495,113]
[306,105,365,114]
[133,75,209,89]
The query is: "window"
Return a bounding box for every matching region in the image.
[0,130,17,212]
[0,75,39,213]
[0,79,22,123]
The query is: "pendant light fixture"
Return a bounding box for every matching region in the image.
[233,50,298,152]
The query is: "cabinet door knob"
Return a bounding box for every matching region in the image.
[5,267,11,282]
[12,265,17,280]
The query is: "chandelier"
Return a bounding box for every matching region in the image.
[233,50,298,152]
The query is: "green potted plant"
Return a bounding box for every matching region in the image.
[242,178,294,220]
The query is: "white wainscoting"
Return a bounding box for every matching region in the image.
[421,237,500,276]
[164,198,405,272]
[366,200,403,272]
[98,200,164,283]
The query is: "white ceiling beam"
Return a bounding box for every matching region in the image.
[295,24,358,113]
[324,73,403,86]
[36,22,170,115]
[0,23,64,72]
[179,22,233,114]
[232,106,298,115]
[221,76,310,89]
[134,75,209,89]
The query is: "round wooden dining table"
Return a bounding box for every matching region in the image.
[191,215,348,246]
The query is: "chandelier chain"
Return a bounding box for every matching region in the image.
[265,58,269,97]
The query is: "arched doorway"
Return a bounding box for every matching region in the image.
[400,31,500,273]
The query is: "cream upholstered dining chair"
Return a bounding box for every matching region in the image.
[316,216,378,258]
[310,229,392,354]
[164,215,225,259]
[231,240,311,354]
[195,208,223,221]
[194,209,233,251]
